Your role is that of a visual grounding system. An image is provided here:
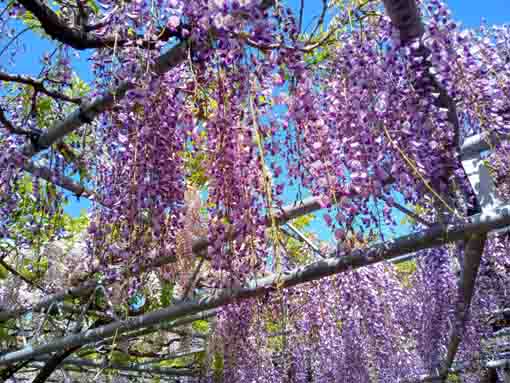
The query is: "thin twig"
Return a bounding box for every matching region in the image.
[0,71,81,104]
[182,258,205,300]
[381,195,432,227]
[0,105,30,134]
[297,0,305,33]
[0,259,45,292]
[308,0,328,40]
[0,26,34,58]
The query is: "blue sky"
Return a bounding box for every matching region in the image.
[446,0,508,27]
[286,0,509,29]
[8,1,508,76]
[4,0,509,243]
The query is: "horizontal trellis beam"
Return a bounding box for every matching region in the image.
[29,357,196,377]
[494,328,510,338]
[460,131,510,159]
[0,188,391,322]
[0,280,98,322]
[1,203,510,366]
[416,357,510,382]
[486,359,510,369]
[98,310,217,347]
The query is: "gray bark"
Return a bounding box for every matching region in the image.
[382,0,425,42]
[1,204,510,366]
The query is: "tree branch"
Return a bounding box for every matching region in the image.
[0,71,81,104]
[16,0,188,50]
[439,234,487,379]
[31,345,81,383]
[16,0,118,50]
[20,0,276,155]
[22,160,92,199]
[308,0,328,40]
[381,0,424,43]
[0,105,29,135]
[30,356,196,377]
[1,203,510,366]
[0,259,45,291]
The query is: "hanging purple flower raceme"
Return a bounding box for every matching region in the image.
[203,261,418,382]
[87,71,192,287]
[202,56,268,281]
[192,3,308,285]
[208,298,280,383]
[84,0,302,288]
[276,6,466,239]
[410,247,457,374]
[0,134,26,240]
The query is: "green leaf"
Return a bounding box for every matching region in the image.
[0,327,9,340]
[86,0,100,14]
[160,282,174,307]
[394,260,417,288]
[0,262,8,279]
[20,257,48,280]
[19,11,42,32]
[192,319,209,334]
[160,355,193,368]
[182,151,209,187]
[110,351,131,365]
[212,352,224,382]
[69,75,91,98]
[291,213,315,230]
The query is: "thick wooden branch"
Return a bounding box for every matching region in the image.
[31,345,81,383]
[30,357,196,377]
[16,0,119,50]
[22,160,92,198]
[22,79,132,154]
[17,0,188,50]
[439,234,487,379]
[1,204,510,366]
[382,0,425,43]
[21,0,275,155]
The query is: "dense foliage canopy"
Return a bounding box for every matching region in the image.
[0,0,509,382]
